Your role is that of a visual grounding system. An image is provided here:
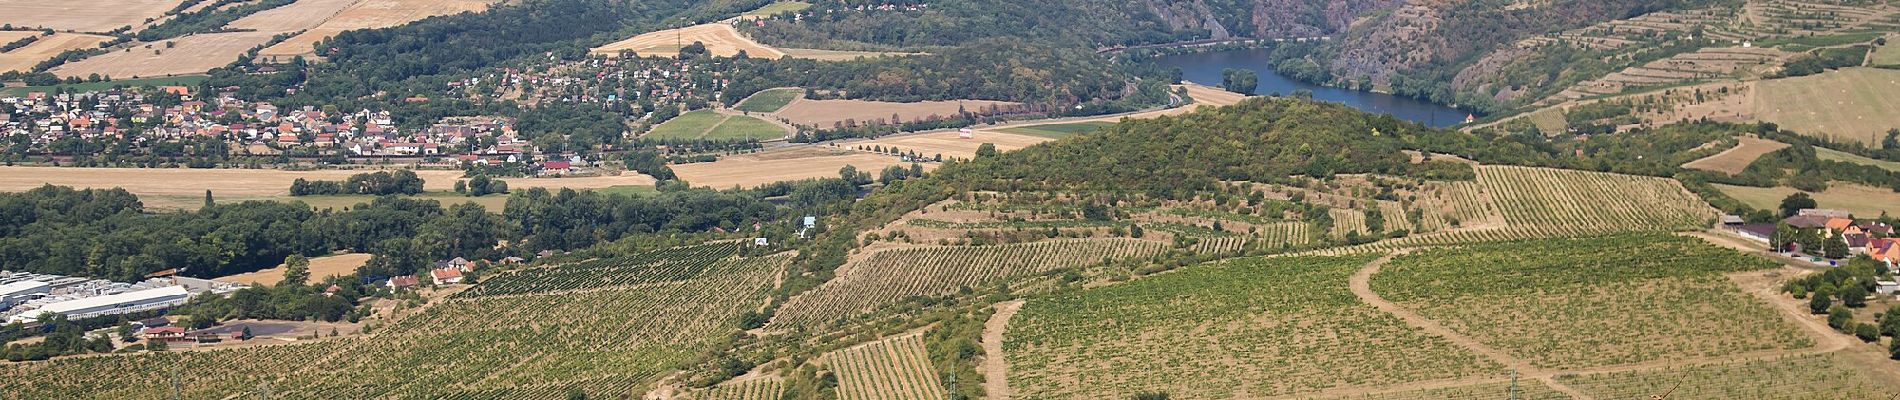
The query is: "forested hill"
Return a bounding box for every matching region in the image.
[948,98,1440,194]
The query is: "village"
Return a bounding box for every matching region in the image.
[1731,207,1900,276]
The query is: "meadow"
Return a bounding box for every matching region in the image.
[647,110,787,141]
[995,121,1117,139]
[1713,183,1900,217]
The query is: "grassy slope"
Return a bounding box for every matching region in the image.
[995,121,1116,139]
[735,88,801,113]
[1713,183,1900,217]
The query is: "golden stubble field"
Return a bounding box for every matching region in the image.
[1755,68,1900,148]
[257,0,494,60]
[592,22,786,59]
[0,166,655,209]
[1681,136,1789,175]
[672,146,927,189]
[0,33,110,74]
[52,31,279,78]
[0,0,181,32]
[214,253,372,286]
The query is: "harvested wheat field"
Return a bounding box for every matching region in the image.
[1682,136,1789,175]
[0,166,465,198]
[593,23,785,59]
[854,130,1052,160]
[775,98,1020,128]
[214,253,372,286]
[257,0,495,60]
[1755,68,1900,148]
[0,33,108,74]
[1714,182,1900,217]
[227,0,361,33]
[0,31,34,44]
[0,0,181,33]
[673,146,927,189]
[52,31,278,78]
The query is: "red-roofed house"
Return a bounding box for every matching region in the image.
[386,276,420,291]
[541,161,571,175]
[431,268,464,285]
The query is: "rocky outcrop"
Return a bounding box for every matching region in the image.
[1251,0,1404,38]
[1147,0,1234,39]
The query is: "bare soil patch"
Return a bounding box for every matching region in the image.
[0,0,181,33]
[1681,136,1789,175]
[774,98,1020,128]
[0,33,109,74]
[672,145,926,189]
[214,253,372,286]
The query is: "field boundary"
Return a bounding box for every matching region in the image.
[981,300,1023,400]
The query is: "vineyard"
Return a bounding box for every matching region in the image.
[0,253,791,399]
[1301,380,1570,400]
[1557,353,1893,399]
[824,332,949,400]
[1298,165,1720,256]
[692,377,785,400]
[1370,235,1808,370]
[1477,166,1715,232]
[456,243,743,298]
[771,239,1166,328]
[1003,255,1503,399]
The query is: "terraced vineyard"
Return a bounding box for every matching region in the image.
[455,243,743,297]
[0,252,791,399]
[1302,165,1718,256]
[1557,353,1892,399]
[825,333,947,400]
[693,377,786,400]
[1004,255,1503,399]
[1371,235,1808,370]
[772,239,1166,327]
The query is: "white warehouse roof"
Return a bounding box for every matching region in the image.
[38,285,190,315]
[0,280,50,297]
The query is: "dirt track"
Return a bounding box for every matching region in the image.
[981,300,1024,400]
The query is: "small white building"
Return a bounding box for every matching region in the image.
[1877,280,1899,296]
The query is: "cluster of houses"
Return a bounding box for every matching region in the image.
[379,256,524,291]
[1733,208,1898,265]
[0,86,553,163]
[464,55,727,112]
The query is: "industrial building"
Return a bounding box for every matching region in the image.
[6,285,192,324]
[0,280,51,310]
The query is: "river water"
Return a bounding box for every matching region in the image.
[1148,48,1470,128]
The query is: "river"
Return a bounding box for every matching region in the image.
[1148,48,1470,128]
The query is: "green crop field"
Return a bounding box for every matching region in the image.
[1371,234,1808,370]
[772,239,1168,328]
[649,110,785,141]
[0,75,208,96]
[1557,354,1892,399]
[996,121,1117,139]
[704,114,786,140]
[647,110,730,140]
[1004,255,1503,399]
[735,88,802,113]
[0,247,791,399]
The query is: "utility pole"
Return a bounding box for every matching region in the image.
[1508,370,1519,400]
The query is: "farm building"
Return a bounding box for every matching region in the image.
[6,285,191,324]
[387,276,420,291]
[143,326,188,342]
[1735,223,1776,244]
